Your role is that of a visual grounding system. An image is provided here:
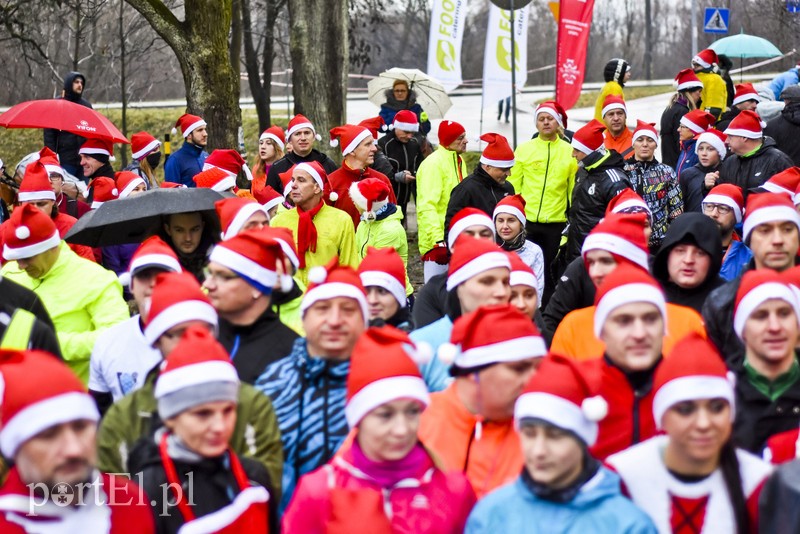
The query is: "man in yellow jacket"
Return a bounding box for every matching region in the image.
[416,120,468,282]
[1,203,129,384]
[692,48,728,119]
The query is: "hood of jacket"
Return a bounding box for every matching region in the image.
[653,212,722,288]
[781,102,800,126]
[63,71,87,102]
[517,467,626,509]
[383,88,419,111]
[583,148,625,173]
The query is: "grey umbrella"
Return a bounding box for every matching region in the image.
[65,187,223,247]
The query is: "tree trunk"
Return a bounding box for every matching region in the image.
[242,0,269,131]
[119,0,129,166]
[229,0,242,77]
[287,0,348,160]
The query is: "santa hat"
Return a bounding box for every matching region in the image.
[446,236,510,291]
[259,226,300,274]
[535,101,568,129]
[349,178,391,220]
[193,167,236,192]
[438,120,465,148]
[447,207,495,250]
[632,120,659,146]
[582,213,650,272]
[514,353,607,445]
[605,189,652,218]
[204,149,253,182]
[724,110,765,139]
[743,192,800,241]
[253,185,285,212]
[38,152,64,178]
[693,48,719,69]
[493,194,527,226]
[593,263,667,338]
[293,161,335,201]
[17,160,55,203]
[215,197,269,240]
[441,304,546,370]
[154,326,239,420]
[2,203,60,261]
[303,258,369,324]
[761,167,800,198]
[279,168,294,198]
[695,129,728,160]
[115,170,146,199]
[79,138,114,161]
[329,124,373,156]
[601,95,627,118]
[571,119,607,155]
[160,181,186,189]
[732,83,760,106]
[286,114,321,141]
[680,109,716,134]
[209,228,288,294]
[359,116,387,139]
[358,247,407,307]
[703,184,744,223]
[259,125,286,152]
[391,110,419,133]
[0,349,99,458]
[733,270,800,339]
[508,252,537,291]
[674,68,703,91]
[345,326,430,427]
[143,271,218,345]
[118,236,181,287]
[131,131,161,160]
[479,133,515,168]
[173,113,206,138]
[90,177,119,209]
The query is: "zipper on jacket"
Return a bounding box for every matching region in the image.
[632,389,644,444]
[535,142,552,222]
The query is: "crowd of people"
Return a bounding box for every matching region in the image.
[0,48,800,532]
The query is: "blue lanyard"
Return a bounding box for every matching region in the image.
[229,335,240,361]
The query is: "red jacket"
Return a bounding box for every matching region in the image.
[328,163,396,229]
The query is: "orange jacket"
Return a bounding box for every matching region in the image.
[603,128,633,156]
[417,383,522,499]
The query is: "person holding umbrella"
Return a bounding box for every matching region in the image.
[43,71,93,181]
[379,79,432,137]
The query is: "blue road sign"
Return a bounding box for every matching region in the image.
[788,0,800,13]
[704,8,729,33]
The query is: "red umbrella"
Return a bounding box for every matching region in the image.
[0,99,129,144]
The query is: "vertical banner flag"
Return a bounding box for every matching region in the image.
[555,0,596,110]
[483,4,530,108]
[427,0,468,92]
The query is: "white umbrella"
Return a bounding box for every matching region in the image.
[367,67,453,119]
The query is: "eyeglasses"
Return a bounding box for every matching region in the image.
[49,175,63,182]
[702,203,732,215]
[203,268,240,283]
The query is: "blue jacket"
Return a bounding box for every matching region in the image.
[409,316,453,392]
[163,141,207,187]
[676,138,699,181]
[719,239,752,281]
[465,468,657,534]
[768,68,800,101]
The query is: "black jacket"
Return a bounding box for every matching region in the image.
[660,99,690,168]
[0,277,55,330]
[652,212,725,314]
[43,72,93,171]
[378,131,423,211]
[371,148,394,180]
[719,136,794,197]
[444,165,514,233]
[715,106,741,131]
[702,270,746,368]
[764,103,800,166]
[265,148,338,193]
[541,256,596,341]
[680,161,720,213]
[412,272,448,329]
[0,304,61,357]
[565,150,631,263]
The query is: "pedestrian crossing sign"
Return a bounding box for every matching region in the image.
[703,8,729,34]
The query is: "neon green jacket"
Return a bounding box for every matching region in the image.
[508,136,578,224]
[355,208,413,296]
[416,145,468,254]
[696,71,728,117]
[1,242,129,383]
[594,81,625,121]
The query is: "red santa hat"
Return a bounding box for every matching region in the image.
[131,131,161,160]
[293,161,335,201]
[534,101,568,129]
[204,149,253,182]
[38,152,64,178]
[358,246,407,307]
[724,109,766,139]
[674,68,703,91]
[680,109,716,134]
[17,160,55,203]
[259,125,286,152]
[761,167,800,198]
[349,178,391,221]
[692,48,719,69]
[391,110,419,133]
[78,138,114,160]
[447,207,495,250]
[493,194,527,226]
[441,304,546,370]
[695,129,728,161]
[279,167,294,198]
[605,189,652,218]
[253,185,285,212]
[215,197,269,240]
[2,203,60,261]
[582,213,650,272]
[446,236,510,291]
[743,192,800,241]
[652,333,734,429]
[359,116,387,139]
[345,326,430,427]
[632,120,659,146]
[732,83,760,106]
[593,263,667,338]
[508,252,537,291]
[703,184,744,223]
[329,124,373,157]
[286,113,321,141]
[438,120,465,148]
[0,349,99,458]
[514,353,607,445]
[303,258,369,325]
[479,133,515,168]
[115,170,147,199]
[733,270,800,339]
[119,235,182,287]
[571,119,607,155]
[143,271,218,345]
[90,176,119,208]
[193,166,236,192]
[259,226,300,273]
[154,326,239,420]
[601,95,627,118]
[160,181,186,189]
[209,229,287,294]
[173,113,206,138]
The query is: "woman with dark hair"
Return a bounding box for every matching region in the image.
[661,69,704,168]
[358,246,413,332]
[607,334,772,534]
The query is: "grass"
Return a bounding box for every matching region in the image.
[535,85,674,108]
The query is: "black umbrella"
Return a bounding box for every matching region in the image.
[65,187,224,247]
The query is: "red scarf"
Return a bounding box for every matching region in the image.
[296,200,324,268]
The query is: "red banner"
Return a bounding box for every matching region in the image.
[555,0,595,110]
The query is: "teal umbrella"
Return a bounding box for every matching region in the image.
[709,32,782,59]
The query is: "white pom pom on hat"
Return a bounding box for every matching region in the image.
[411,341,433,366]
[329,192,339,202]
[307,265,328,285]
[15,226,30,240]
[437,342,459,365]
[581,396,609,422]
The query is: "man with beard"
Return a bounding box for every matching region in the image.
[164,113,208,187]
[44,71,92,181]
[702,184,752,281]
[265,114,338,193]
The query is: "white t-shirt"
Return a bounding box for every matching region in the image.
[89,315,162,401]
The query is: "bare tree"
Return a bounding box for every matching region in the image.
[242,0,287,131]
